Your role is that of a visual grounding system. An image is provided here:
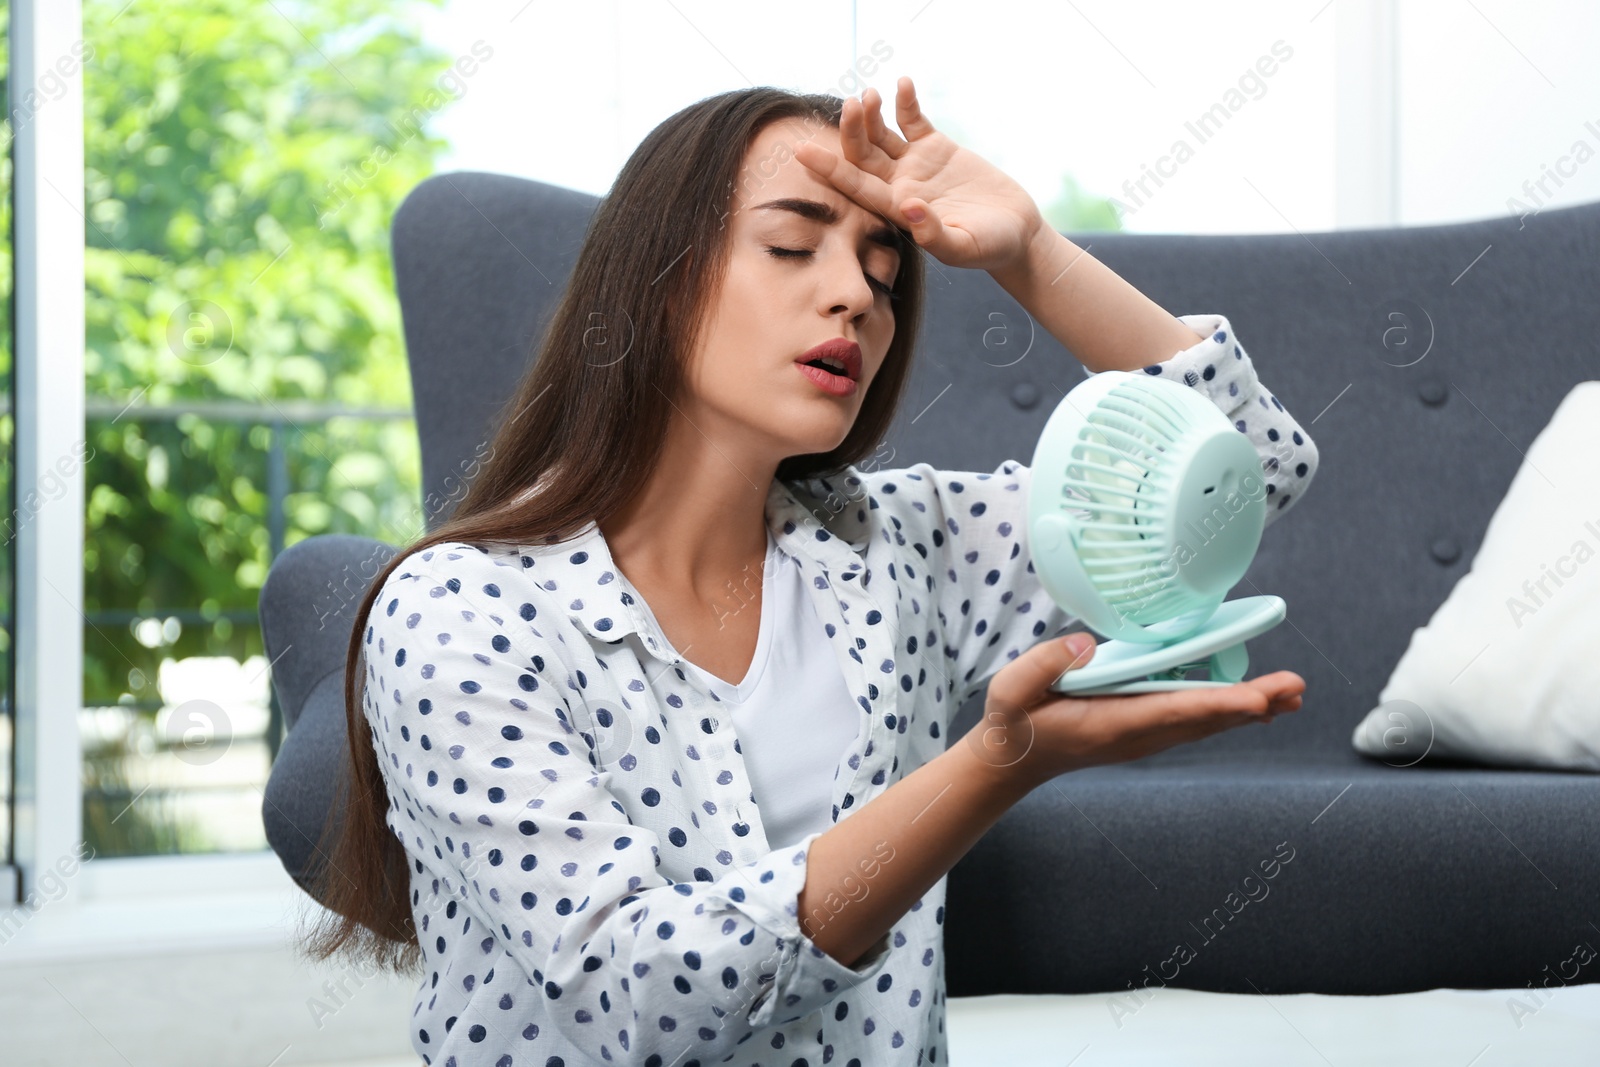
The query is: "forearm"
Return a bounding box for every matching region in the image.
[797,730,1034,968]
[989,224,1205,373]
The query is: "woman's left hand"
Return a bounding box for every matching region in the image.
[794,75,1048,274]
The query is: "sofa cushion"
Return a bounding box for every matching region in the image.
[944,744,1600,996]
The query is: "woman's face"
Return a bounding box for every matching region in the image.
[682,117,902,467]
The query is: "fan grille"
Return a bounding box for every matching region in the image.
[1059,382,1198,620]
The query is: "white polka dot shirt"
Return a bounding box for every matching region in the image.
[360,312,1318,1066]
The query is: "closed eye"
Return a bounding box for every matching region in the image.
[764,246,900,302]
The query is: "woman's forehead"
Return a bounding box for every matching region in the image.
[733,130,891,236]
[737,122,840,194]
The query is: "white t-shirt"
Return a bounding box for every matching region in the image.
[631,527,861,850]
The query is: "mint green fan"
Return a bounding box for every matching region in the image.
[1027,369,1287,695]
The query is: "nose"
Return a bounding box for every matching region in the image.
[821,258,878,321]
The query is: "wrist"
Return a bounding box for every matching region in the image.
[948,712,1048,804]
[989,215,1064,290]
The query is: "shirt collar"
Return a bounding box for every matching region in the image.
[537,466,873,644]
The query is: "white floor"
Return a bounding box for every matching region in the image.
[4,937,1597,1065]
[289,988,1600,1067]
[944,985,1600,1065]
[292,990,1600,1067]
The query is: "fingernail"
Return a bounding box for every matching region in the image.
[905,206,925,224]
[1064,634,1093,660]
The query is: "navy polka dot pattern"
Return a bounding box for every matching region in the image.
[1111,312,1320,518]
[361,312,1314,1066]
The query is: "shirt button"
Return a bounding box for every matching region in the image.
[707,741,725,759]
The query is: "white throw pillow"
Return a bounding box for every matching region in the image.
[1351,381,1600,772]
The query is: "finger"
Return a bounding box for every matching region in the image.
[1099,706,1265,765]
[1157,709,1264,746]
[861,86,909,160]
[988,635,1097,712]
[1268,694,1303,715]
[894,75,938,141]
[1110,683,1271,736]
[1219,682,1273,717]
[900,197,946,247]
[1237,671,1301,700]
[1126,702,1269,753]
[793,136,898,219]
[839,95,897,181]
[1255,671,1305,700]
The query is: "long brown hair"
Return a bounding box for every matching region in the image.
[297,86,927,975]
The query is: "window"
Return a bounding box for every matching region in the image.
[417,1,1339,234]
[418,1,1600,235]
[72,0,453,864]
[1395,0,1600,226]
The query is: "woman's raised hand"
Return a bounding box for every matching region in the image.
[794,75,1048,274]
[967,633,1307,790]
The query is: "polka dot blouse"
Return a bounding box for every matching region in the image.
[1119,313,1321,512]
[360,312,1317,1066]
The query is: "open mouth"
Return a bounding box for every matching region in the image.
[801,356,851,378]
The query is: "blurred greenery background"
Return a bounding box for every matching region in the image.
[51,0,1123,858]
[75,0,452,855]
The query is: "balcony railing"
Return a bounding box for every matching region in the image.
[75,397,414,854]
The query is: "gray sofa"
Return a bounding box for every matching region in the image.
[261,170,1600,998]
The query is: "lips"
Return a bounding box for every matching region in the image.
[795,338,862,382]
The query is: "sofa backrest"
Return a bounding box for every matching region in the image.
[392,170,1600,753]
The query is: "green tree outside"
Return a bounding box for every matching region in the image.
[75,0,465,855]
[1042,173,1126,233]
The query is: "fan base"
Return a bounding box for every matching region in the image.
[1049,595,1287,696]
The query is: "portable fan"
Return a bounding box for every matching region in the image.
[1027,369,1287,696]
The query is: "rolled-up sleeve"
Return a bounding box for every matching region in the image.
[1089,311,1321,527]
[363,553,894,1062]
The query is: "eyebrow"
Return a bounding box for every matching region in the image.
[752,198,905,256]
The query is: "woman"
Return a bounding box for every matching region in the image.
[304,77,1310,1066]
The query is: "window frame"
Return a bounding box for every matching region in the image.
[10,0,89,916]
[1335,0,1400,228]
